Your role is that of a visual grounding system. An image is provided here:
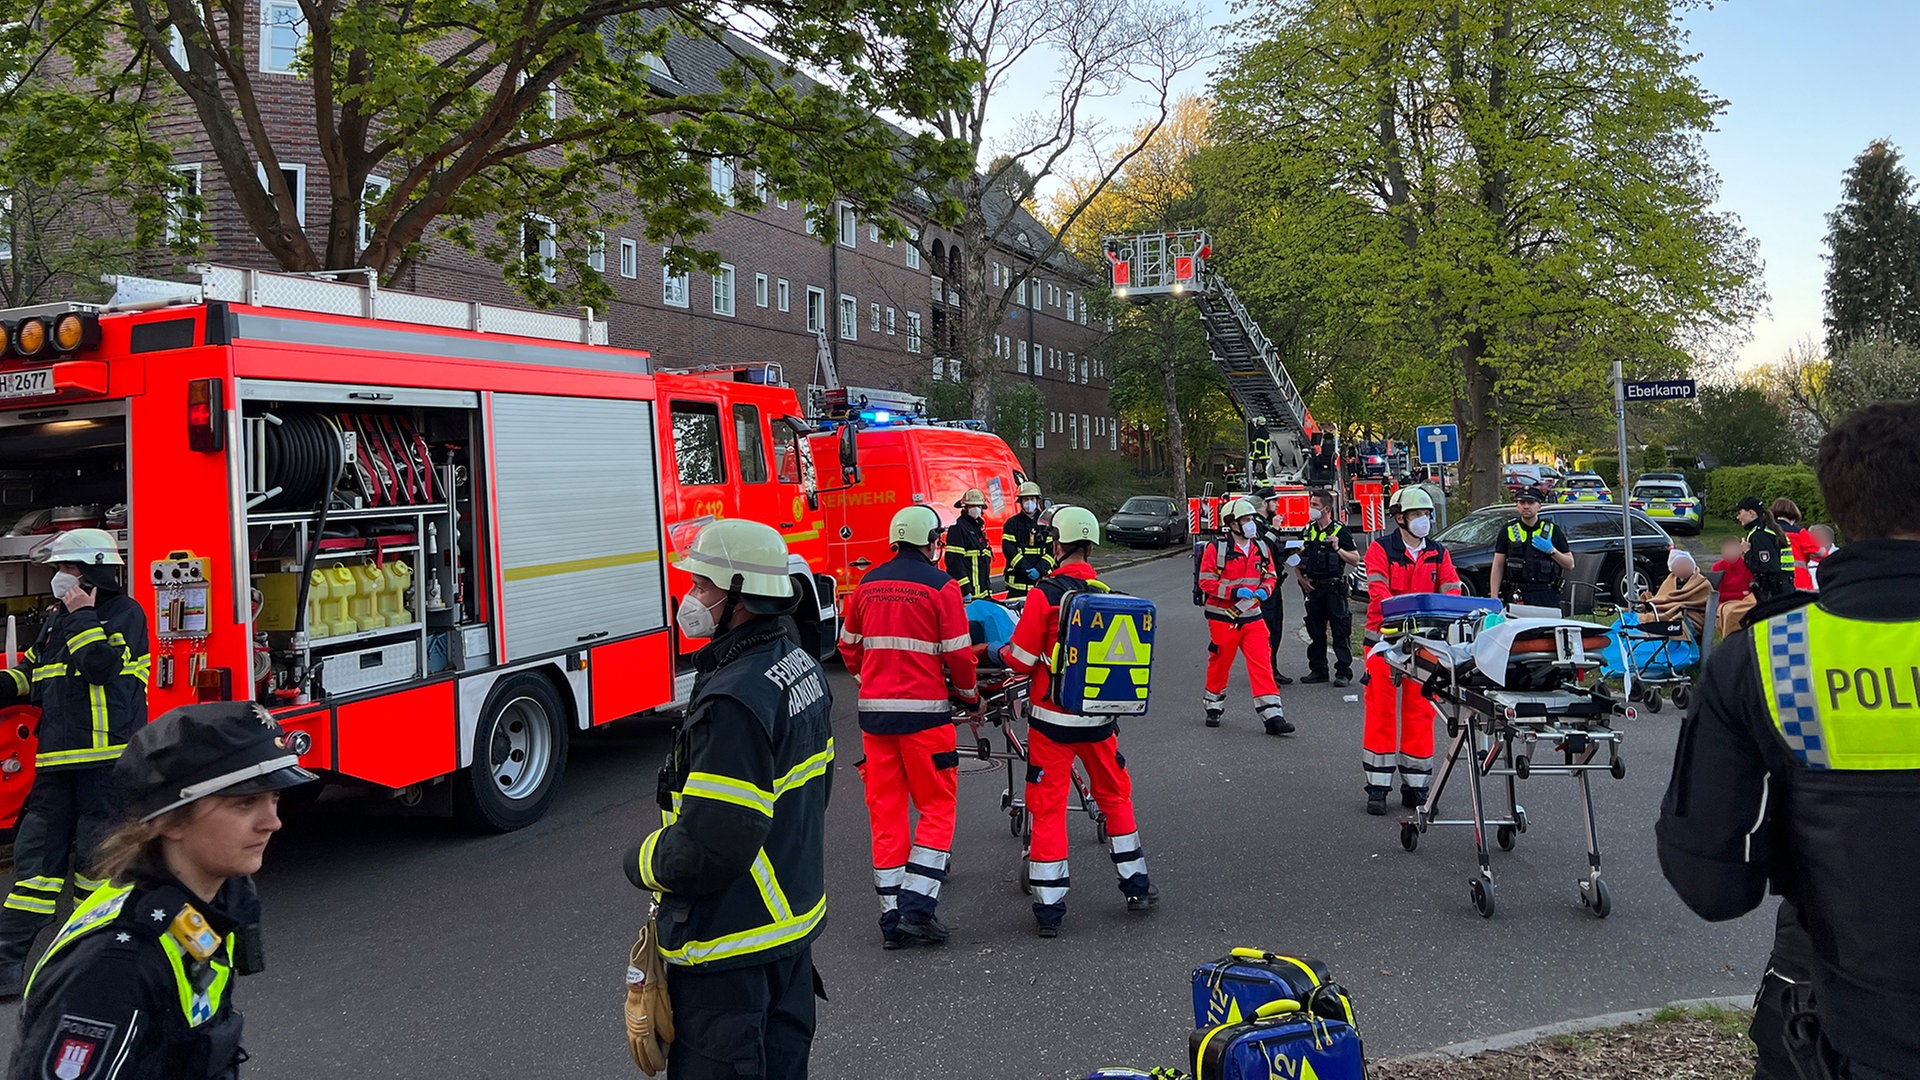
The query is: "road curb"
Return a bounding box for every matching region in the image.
[1380,994,1753,1062]
[1100,546,1188,575]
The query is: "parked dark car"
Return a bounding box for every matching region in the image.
[1105,495,1186,547]
[1432,503,1675,607]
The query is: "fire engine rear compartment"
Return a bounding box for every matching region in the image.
[0,402,130,646]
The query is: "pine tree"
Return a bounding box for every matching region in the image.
[1824,139,1920,350]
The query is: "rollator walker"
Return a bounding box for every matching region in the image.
[1374,594,1634,919]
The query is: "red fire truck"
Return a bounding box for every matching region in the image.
[0,266,838,831]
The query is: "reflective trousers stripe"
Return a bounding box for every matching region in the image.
[1028,858,1070,906]
[1108,831,1148,880]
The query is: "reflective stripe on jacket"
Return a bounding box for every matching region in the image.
[837,549,978,734]
[630,620,835,971]
[4,590,151,769]
[1197,538,1277,625]
[1002,512,1054,596]
[943,514,994,599]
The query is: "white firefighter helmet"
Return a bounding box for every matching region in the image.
[678,520,793,602]
[1223,497,1262,522]
[34,527,123,566]
[889,505,944,548]
[1043,505,1100,546]
[1392,487,1436,514]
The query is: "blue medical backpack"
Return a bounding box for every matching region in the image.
[1050,579,1156,716]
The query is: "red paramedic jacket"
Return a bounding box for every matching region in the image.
[1364,530,1463,638]
[1000,562,1114,744]
[1197,537,1278,626]
[837,548,978,735]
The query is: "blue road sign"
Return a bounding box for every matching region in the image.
[1623,379,1697,402]
[1416,424,1460,465]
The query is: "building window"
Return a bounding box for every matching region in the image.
[358,177,390,252]
[1070,413,1078,450]
[755,273,769,308]
[1066,292,1075,320]
[869,303,881,333]
[1110,421,1119,451]
[1095,416,1104,436]
[906,230,920,269]
[837,204,857,248]
[709,159,734,203]
[749,170,767,204]
[619,239,638,278]
[167,26,187,67]
[1082,357,1091,383]
[1034,427,1044,450]
[1017,340,1028,374]
[260,0,306,74]
[838,294,857,340]
[887,235,896,250]
[804,203,819,237]
[1014,279,1026,306]
[1083,415,1091,448]
[886,308,896,336]
[778,194,791,210]
[868,221,880,243]
[255,162,307,226]
[905,312,922,353]
[663,252,689,308]
[588,231,606,273]
[806,287,826,334]
[521,215,556,282]
[779,279,792,313]
[712,264,736,316]
[166,163,201,243]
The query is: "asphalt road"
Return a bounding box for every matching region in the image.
[0,551,1775,1077]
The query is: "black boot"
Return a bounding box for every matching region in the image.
[1366,790,1389,816]
[898,914,950,944]
[1126,885,1160,912]
[1402,787,1428,809]
[1300,673,1330,684]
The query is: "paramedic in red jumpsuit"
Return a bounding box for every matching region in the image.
[1000,506,1157,937]
[1197,498,1292,735]
[1361,487,1462,815]
[838,506,978,949]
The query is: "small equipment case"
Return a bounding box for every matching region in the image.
[1053,586,1156,715]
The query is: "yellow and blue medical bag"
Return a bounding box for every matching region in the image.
[1053,584,1156,716]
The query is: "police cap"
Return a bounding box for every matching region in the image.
[1735,495,1765,513]
[1251,487,1279,503]
[1515,486,1547,504]
[116,703,317,823]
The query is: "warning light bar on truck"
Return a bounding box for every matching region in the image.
[0,306,100,360]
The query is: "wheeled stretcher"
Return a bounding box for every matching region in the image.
[1374,594,1634,919]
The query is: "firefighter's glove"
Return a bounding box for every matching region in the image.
[1530,535,1556,554]
[625,919,674,1074]
[1234,587,1255,600]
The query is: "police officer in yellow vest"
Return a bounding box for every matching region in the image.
[1488,488,1574,608]
[1658,401,1920,1080]
[625,520,833,1079]
[0,528,151,998]
[9,702,314,1079]
[1002,482,1054,599]
[944,489,994,599]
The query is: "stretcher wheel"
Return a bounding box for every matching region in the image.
[1581,878,1612,919]
[1644,690,1663,714]
[1000,790,1012,810]
[1009,807,1027,837]
[1514,807,1530,833]
[1610,756,1627,780]
[976,737,992,760]
[1672,685,1691,710]
[1469,877,1495,919]
[1496,824,1516,851]
[1446,718,1460,739]
[1514,755,1531,779]
[1092,815,1108,845]
[1400,823,1419,852]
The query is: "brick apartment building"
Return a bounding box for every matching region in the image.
[127,7,1121,469]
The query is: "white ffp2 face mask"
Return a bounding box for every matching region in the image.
[1407,515,1433,539]
[1022,499,1038,515]
[50,572,81,600]
[967,506,984,519]
[675,594,721,639]
[1241,520,1260,539]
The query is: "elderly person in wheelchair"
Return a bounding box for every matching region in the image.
[1638,549,1711,642]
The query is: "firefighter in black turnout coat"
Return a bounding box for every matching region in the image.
[626,520,834,1080]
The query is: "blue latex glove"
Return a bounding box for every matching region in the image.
[1234,587,1255,600]
[1025,567,1040,582]
[1530,534,1557,554]
[1254,588,1270,600]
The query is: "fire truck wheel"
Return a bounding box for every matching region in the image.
[454,674,570,832]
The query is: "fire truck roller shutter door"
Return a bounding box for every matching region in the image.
[488,394,667,661]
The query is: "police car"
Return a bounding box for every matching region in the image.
[1557,473,1614,504]
[1629,478,1702,534]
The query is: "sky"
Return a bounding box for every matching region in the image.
[985,0,1920,373]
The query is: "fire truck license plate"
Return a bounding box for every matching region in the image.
[0,369,54,399]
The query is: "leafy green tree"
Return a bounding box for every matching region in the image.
[19,0,980,306]
[1210,0,1762,505]
[1685,385,1794,468]
[1826,337,1920,417]
[1824,139,1920,351]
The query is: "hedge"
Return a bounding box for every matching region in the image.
[1703,465,1825,523]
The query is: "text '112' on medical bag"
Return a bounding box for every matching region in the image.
[1187,1001,1365,1080]
[1052,585,1156,715]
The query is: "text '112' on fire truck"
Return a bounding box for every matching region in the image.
[0,266,840,831]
